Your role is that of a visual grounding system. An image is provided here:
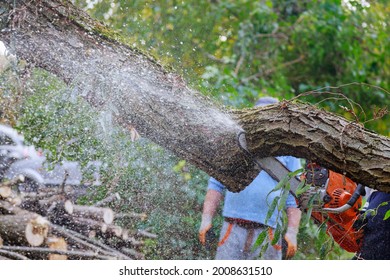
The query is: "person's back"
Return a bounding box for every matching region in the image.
[215,156,300,229]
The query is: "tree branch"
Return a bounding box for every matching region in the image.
[1,0,389,191]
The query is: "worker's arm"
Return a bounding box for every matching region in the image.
[284,207,302,258]
[199,189,223,245]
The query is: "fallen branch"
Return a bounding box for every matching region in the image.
[137,229,157,239]
[0,255,12,260]
[94,193,121,207]
[51,224,132,260]
[0,248,30,260]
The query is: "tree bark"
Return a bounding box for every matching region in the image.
[233,103,390,191]
[72,205,114,225]
[0,0,389,191]
[0,212,49,246]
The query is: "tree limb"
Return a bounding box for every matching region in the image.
[0,0,389,191]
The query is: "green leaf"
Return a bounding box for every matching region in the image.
[320,244,327,260]
[295,181,312,196]
[379,201,388,207]
[265,196,279,224]
[259,242,269,259]
[269,175,289,193]
[278,183,290,211]
[289,168,304,178]
[271,224,282,246]
[253,229,268,250]
[266,169,297,202]
[300,192,320,226]
[269,168,302,197]
[316,223,327,249]
[384,210,390,221]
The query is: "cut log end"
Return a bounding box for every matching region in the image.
[26,216,50,247]
[73,205,115,225]
[46,236,67,260]
[103,208,114,225]
[64,200,74,214]
[0,187,12,198]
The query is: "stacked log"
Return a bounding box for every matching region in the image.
[0,182,153,260]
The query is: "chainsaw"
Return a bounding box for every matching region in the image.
[298,163,365,252]
[237,132,366,252]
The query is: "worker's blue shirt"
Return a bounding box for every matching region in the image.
[208,156,301,229]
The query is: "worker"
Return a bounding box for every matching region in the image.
[354,188,390,259]
[199,97,302,260]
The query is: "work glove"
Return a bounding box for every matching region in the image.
[284,227,298,259]
[199,213,213,246]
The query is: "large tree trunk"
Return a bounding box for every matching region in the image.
[0,0,389,192]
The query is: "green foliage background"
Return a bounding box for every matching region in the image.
[74,0,389,133]
[1,0,389,259]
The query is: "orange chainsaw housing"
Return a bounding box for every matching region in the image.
[306,171,364,252]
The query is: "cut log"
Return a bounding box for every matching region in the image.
[102,225,123,238]
[68,216,108,236]
[0,213,49,246]
[44,200,74,225]
[0,186,12,198]
[39,196,73,212]
[72,205,114,224]
[46,236,67,260]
